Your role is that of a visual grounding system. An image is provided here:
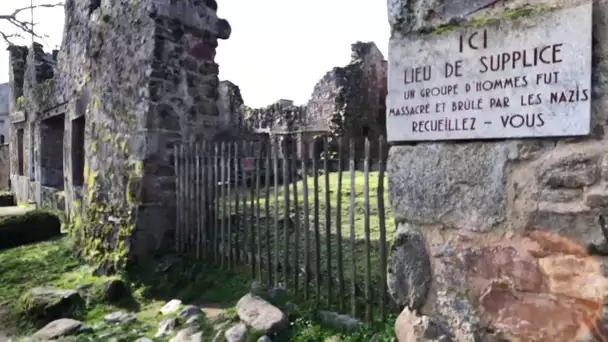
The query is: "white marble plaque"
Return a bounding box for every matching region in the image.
[386,3,592,142]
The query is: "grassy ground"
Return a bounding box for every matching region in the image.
[0,236,396,341]
[182,171,395,314]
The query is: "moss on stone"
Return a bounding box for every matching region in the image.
[15,96,24,111]
[333,60,366,139]
[70,161,140,274]
[16,286,85,324]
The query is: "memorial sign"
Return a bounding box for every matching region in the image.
[386,3,592,142]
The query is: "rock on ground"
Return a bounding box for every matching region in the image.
[225,322,248,342]
[170,325,203,342]
[19,287,86,323]
[104,311,137,324]
[156,317,179,338]
[179,305,201,318]
[236,294,288,333]
[91,278,131,303]
[317,311,363,332]
[160,299,183,315]
[32,318,91,339]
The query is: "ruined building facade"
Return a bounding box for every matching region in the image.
[245,42,388,159]
[8,0,230,271]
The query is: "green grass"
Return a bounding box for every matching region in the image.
[187,171,395,313]
[0,236,396,341]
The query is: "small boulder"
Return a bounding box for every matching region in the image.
[91,278,130,303]
[104,311,137,324]
[170,325,203,342]
[156,317,180,337]
[135,338,154,342]
[179,305,201,318]
[32,318,91,339]
[18,287,85,323]
[185,315,200,326]
[257,336,272,342]
[160,299,183,315]
[317,311,363,332]
[225,322,248,342]
[236,294,288,334]
[395,307,453,342]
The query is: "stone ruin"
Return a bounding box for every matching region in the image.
[241,42,388,160]
[7,0,230,272]
[217,80,245,140]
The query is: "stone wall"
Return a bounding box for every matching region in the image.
[305,42,387,158]
[387,0,608,341]
[7,0,230,272]
[0,83,9,143]
[0,144,9,190]
[217,80,245,139]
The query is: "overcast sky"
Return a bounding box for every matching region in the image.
[0,0,389,107]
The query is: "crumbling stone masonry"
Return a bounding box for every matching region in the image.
[8,0,230,272]
[217,80,245,139]
[386,0,608,341]
[306,42,387,158]
[243,42,387,160]
[0,144,9,190]
[244,100,309,158]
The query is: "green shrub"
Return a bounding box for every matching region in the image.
[0,210,62,249]
[0,192,16,207]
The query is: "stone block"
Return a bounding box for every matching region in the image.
[388,142,517,231]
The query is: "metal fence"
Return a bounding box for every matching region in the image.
[173,133,393,320]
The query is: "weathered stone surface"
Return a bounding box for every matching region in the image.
[179,305,201,318]
[7,0,231,270]
[538,154,600,189]
[0,145,9,190]
[217,80,245,137]
[225,322,248,342]
[395,307,453,342]
[387,223,432,310]
[91,278,131,304]
[170,325,203,342]
[19,287,85,323]
[104,311,136,324]
[388,142,517,231]
[32,318,90,339]
[246,42,387,160]
[160,299,182,315]
[317,311,363,332]
[586,186,608,208]
[424,231,608,341]
[236,294,288,333]
[156,317,180,338]
[387,0,608,340]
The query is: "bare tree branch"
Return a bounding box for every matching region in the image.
[0,2,63,45]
